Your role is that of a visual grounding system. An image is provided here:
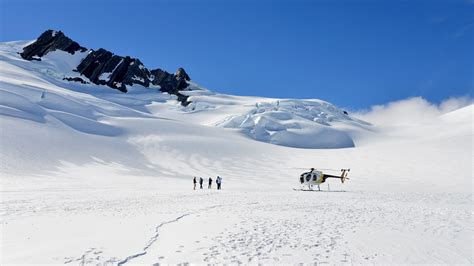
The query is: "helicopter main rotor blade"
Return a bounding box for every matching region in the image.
[287,167,341,171]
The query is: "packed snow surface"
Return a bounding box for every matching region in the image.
[0,40,473,265]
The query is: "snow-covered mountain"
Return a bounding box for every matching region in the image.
[1,30,370,150]
[1,31,472,265]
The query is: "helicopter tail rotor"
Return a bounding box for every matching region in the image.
[340,169,350,183]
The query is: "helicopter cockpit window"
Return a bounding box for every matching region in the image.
[305,174,311,182]
[312,175,317,181]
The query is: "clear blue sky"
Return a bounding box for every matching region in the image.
[1,0,472,109]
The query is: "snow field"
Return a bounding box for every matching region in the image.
[0,40,473,265]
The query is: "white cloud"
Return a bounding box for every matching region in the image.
[439,96,473,113]
[353,96,473,126]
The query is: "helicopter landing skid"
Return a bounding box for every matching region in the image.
[293,188,346,192]
[293,188,322,192]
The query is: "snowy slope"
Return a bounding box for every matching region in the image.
[0,40,473,265]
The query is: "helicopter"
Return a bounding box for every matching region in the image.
[297,168,350,191]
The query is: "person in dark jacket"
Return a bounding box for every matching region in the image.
[193,176,197,190]
[216,176,222,190]
[199,177,204,189]
[208,177,213,189]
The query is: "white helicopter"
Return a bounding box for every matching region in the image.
[297,168,350,191]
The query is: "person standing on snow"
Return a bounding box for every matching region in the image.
[208,177,213,189]
[199,177,204,189]
[193,176,197,190]
[216,176,222,190]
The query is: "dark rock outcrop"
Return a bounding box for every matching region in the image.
[63,77,88,84]
[20,30,192,105]
[74,48,190,103]
[149,68,191,105]
[20,30,87,60]
[75,48,190,99]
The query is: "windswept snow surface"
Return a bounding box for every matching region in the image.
[0,41,473,265]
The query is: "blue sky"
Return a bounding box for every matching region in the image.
[0,0,472,109]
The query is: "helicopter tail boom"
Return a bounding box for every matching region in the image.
[323,169,350,183]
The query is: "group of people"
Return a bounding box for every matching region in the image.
[193,176,223,190]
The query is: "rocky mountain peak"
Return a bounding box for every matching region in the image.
[175,67,191,81]
[20,30,87,60]
[20,30,192,105]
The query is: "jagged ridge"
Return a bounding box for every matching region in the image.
[20,30,87,60]
[20,30,191,105]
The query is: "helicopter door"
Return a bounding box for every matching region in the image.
[312,174,318,181]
